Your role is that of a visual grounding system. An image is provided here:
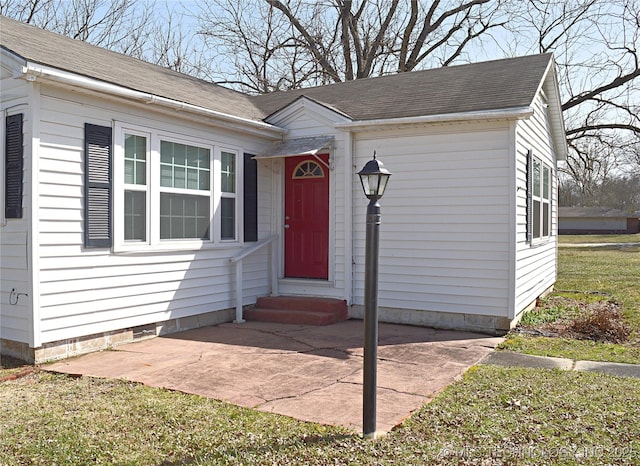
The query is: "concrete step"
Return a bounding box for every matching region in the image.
[246,296,348,325]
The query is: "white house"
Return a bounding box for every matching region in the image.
[1,16,567,363]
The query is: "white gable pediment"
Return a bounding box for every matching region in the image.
[265,96,352,131]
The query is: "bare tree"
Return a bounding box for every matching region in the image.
[196,0,328,92]
[0,0,208,76]
[1,0,153,52]
[144,6,211,77]
[196,0,510,93]
[625,142,640,174]
[561,138,622,205]
[506,0,639,188]
[560,172,640,211]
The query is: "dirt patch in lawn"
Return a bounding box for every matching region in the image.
[0,355,36,382]
[515,295,632,344]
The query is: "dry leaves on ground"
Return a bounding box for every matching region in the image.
[516,295,631,344]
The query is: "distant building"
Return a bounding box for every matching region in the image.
[559,207,640,234]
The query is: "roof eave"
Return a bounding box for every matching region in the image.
[334,106,534,130]
[538,57,568,161]
[19,60,286,138]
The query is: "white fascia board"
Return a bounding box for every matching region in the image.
[2,48,27,75]
[20,62,286,138]
[540,62,568,161]
[334,106,534,130]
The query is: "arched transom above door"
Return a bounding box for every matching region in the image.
[292,160,325,179]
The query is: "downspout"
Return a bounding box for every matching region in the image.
[343,130,354,305]
[508,120,518,322]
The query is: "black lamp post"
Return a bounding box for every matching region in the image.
[357,152,391,439]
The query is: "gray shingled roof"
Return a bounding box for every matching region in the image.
[1,15,553,124]
[251,54,553,121]
[0,16,264,121]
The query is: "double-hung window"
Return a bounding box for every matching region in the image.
[159,141,211,240]
[115,123,238,250]
[220,151,236,240]
[124,132,148,241]
[530,155,552,242]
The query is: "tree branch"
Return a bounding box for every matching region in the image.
[405,0,490,70]
[566,123,640,137]
[562,66,639,111]
[266,0,341,81]
[398,0,419,72]
[360,0,399,77]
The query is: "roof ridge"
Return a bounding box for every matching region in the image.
[250,53,553,99]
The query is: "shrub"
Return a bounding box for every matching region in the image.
[570,304,631,344]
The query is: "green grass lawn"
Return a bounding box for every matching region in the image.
[2,367,639,465]
[558,233,640,244]
[501,236,640,363]
[2,235,639,464]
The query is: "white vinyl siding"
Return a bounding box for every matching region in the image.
[1,54,32,344]
[34,86,274,344]
[353,122,512,317]
[513,89,558,317]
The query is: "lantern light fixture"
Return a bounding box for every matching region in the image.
[357,152,391,200]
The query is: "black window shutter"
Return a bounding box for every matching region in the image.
[526,149,533,244]
[84,123,113,248]
[5,113,24,219]
[243,153,258,242]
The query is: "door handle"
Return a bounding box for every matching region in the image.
[284,224,290,229]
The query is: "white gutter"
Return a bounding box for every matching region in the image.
[334,106,534,130]
[19,61,286,137]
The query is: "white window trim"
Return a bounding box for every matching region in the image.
[218,147,239,242]
[114,122,240,252]
[120,127,151,247]
[531,156,552,243]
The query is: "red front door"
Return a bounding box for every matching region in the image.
[284,155,329,279]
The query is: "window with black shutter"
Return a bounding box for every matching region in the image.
[526,149,533,243]
[527,149,552,243]
[243,153,258,242]
[84,123,113,248]
[5,113,24,219]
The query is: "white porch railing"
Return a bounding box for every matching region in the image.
[228,235,278,323]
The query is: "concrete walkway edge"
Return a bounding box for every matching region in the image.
[481,351,640,378]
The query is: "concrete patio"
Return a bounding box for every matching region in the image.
[46,320,503,434]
